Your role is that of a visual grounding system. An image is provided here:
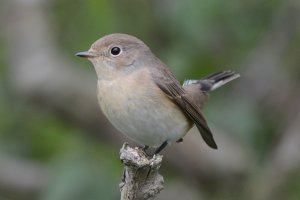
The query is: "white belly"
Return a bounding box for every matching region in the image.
[97,70,191,147]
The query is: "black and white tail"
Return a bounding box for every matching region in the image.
[183,70,240,92]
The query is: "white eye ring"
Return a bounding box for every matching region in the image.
[110,46,122,56]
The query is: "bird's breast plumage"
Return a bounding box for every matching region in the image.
[97,68,192,147]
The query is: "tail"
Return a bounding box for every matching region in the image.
[183,70,240,92]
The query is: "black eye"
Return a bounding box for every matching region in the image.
[110,47,121,56]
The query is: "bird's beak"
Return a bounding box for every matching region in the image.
[75,51,98,58]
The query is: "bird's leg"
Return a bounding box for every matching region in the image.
[154,141,168,155]
[140,145,150,157]
[176,138,183,143]
[143,145,149,151]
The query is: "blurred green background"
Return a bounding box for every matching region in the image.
[1,0,300,199]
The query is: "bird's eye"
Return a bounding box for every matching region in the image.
[110,47,121,56]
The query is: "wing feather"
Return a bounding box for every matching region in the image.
[152,67,218,149]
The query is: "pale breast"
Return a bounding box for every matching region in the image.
[97,68,192,147]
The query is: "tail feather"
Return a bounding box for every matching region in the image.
[183,70,240,92]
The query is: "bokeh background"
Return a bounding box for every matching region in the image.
[1,0,300,199]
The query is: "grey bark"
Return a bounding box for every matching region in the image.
[119,144,164,200]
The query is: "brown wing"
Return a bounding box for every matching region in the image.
[152,66,218,149]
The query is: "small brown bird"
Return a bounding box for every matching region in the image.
[76,33,239,154]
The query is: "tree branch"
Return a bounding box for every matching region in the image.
[119,143,164,200]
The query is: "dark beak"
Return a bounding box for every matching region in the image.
[75,51,98,58]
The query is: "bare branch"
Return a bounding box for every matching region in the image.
[119,144,164,200]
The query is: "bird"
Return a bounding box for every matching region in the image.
[76,33,240,154]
